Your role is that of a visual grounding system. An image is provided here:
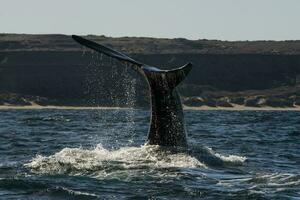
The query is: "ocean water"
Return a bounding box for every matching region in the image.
[0,109,299,199]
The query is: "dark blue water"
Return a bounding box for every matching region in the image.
[0,109,299,199]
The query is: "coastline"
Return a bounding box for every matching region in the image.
[0,105,127,110]
[183,105,300,111]
[1,104,300,111]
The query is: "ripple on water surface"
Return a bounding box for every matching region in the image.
[0,109,299,199]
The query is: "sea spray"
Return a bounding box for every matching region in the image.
[24,145,206,177]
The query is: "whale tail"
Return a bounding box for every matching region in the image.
[72,35,192,147]
[72,35,192,85]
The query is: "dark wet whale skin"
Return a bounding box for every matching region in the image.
[72,35,192,148]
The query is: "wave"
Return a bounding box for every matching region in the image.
[205,147,247,164]
[248,173,300,188]
[22,116,71,123]
[0,161,19,168]
[189,145,247,166]
[215,172,300,197]
[0,178,100,199]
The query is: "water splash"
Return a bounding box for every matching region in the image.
[25,145,205,177]
[189,145,247,166]
[122,62,138,143]
[206,147,247,164]
[81,50,139,144]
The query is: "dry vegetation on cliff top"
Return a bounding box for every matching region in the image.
[1,33,300,55]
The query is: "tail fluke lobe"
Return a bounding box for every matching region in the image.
[72,35,193,84]
[165,62,193,89]
[72,35,143,69]
[143,62,193,90]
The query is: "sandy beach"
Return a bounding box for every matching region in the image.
[1,104,300,111]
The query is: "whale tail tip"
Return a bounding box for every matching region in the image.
[143,62,193,89]
[166,62,193,88]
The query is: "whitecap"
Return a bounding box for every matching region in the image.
[190,145,247,166]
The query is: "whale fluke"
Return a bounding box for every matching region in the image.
[72,35,142,72]
[72,35,193,148]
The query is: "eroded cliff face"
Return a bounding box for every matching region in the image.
[0,50,149,106]
[1,34,300,107]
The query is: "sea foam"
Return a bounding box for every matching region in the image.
[25,144,205,176]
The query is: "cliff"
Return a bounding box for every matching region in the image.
[1,34,300,107]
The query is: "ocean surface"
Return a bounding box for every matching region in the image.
[0,109,299,199]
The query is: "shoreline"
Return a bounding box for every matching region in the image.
[0,105,128,110]
[0,104,300,111]
[183,105,300,111]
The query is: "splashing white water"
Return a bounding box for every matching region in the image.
[25,145,205,177]
[205,147,247,164]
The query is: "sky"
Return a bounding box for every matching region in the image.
[1,0,300,41]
